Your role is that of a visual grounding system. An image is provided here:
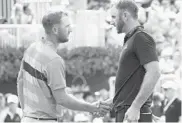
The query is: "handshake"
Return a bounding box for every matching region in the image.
[91,99,113,117]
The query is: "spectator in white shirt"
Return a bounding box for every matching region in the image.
[22,5,34,24]
[4,94,22,122]
[10,3,23,24]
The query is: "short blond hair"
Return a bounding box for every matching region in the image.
[116,0,139,19]
[42,11,67,34]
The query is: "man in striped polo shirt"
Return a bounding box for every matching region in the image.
[17,10,110,122]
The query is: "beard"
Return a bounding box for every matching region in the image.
[116,20,124,34]
[57,34,69,43]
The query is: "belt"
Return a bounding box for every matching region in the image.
[25,116,58,121]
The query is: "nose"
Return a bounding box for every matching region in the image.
[68,25,73,35]
[106,15,115,26]
[110,20,115,26]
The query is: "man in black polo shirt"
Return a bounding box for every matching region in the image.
[104,0,160,122]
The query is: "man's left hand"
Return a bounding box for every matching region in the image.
[124,105,140,123]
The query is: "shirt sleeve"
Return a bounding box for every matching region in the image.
[134,32,158,65]
[177,100,181,117]
[46,57,66,91]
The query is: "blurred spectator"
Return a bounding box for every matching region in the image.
[173,49,181,75]
[0,18,8,24]
[83,91,95,103]
[99,89,109,101]
[0,93,9,123]
[161,81,181,122]
[74,112,90,122]
[159,46,174,74]
[0,93,5,110]
[21,5,34,24]
[4,94,22,122]
[10,3,23,24]
[151,92,164,122]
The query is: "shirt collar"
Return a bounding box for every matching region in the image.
[124,25,144,44]
[164,96,177,112]
[41,37,57,52]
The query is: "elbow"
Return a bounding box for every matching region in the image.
[56,93,71,107]
[156,68,161,79]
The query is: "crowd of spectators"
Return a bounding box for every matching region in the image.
[0,0,34,24]
[0,77,115,122]
[0,75,181,122]
[0,0,181,122]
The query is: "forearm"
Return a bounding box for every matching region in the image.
[59,93,97,113]
[132,71,160,109]
[53,89,97,113]
[17,80,24,109]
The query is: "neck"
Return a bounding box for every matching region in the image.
[9,109,16,115]
[168,94,177,101]
[123,19,140,34]
[45,34,58,50]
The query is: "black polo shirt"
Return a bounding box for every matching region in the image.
[165,98,181,122]
[113,26,158,112]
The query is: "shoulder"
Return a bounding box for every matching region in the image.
[46,56,65,69]
[25,42,37,53]
[174,98,181,105]
[135,31,155,43]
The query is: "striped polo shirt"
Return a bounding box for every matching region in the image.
[18,41,66,118]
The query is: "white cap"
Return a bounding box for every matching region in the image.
[7,94,19,104]
[74,113,89,122]
[162,81,178,90]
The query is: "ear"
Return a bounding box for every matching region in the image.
[52,25,58,34]
[123,11,128,22]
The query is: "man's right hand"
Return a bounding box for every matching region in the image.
[91,101,111,117]
[91,99,113,117]
[103,98,113,107]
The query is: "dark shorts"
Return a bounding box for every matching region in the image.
[115,105,152,122]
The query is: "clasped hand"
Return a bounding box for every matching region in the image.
[92,100,113,117]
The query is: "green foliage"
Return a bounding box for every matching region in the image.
[58,45,122,77]
[0,45,122,83]
[0,47,24,83]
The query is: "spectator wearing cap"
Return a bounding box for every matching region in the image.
[4,94,22,122]
[162,81,181,122]
[0,18,8,24]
